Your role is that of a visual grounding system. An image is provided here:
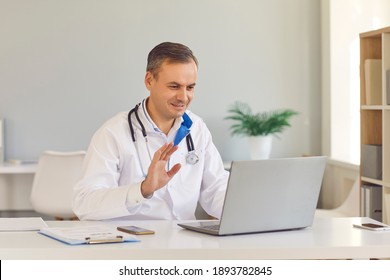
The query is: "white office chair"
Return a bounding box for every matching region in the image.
[30,150,86,220]
[315,177,360,218]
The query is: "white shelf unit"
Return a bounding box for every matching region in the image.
[360,27,390,224]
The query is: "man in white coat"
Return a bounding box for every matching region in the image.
[73,42,229,220]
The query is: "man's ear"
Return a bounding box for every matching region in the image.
[144,72,153,90]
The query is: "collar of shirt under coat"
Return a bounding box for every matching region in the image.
[138,98,192,145]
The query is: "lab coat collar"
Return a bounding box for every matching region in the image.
[138,98,191,138]
[173,112,192,146]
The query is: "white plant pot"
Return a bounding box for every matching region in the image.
[248,135,273,160]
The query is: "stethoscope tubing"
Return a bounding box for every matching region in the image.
[127,103,199,176]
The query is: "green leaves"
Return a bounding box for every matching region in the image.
[225,102,298,137]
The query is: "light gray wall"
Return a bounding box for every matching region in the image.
[0,0,321,161]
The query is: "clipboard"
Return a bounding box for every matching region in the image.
[39,226,139,245]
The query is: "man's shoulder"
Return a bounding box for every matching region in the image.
[95,111,129,136]
[102,111,128,126]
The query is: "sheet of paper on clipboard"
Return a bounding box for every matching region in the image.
[39,226,139,245]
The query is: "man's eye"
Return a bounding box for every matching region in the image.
[169,85,179,89]
[187,86,195,91]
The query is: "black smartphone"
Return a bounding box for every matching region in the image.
[117,225,155,235]
[353,223,390,231]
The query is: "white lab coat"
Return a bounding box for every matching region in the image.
[73,100,229,220]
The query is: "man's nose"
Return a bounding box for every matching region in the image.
[176,88,188,101]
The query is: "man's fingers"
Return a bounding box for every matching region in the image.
[159,142,173,159]
[151,143,169,163]
[162,144,179,160]
[167,163,181,178]
[156,142,178,161]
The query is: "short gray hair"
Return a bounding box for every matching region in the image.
[146,42,198,78]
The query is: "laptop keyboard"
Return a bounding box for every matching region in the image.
[202,224,220,231]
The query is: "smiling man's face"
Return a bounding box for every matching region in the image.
[145,59,198,133]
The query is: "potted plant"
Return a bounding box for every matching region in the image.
[225,101,298,159]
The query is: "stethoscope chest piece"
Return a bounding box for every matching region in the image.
[186,151,199,165]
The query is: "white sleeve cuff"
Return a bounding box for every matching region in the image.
[125,181,153,207]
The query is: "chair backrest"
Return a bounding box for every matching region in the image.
[315,177,360,218]
[334,177,360,216]
[30,150,86,219]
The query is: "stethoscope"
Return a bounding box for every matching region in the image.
[127,103,199,176]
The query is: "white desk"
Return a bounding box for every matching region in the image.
[1,217,390,260]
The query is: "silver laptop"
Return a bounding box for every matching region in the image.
[178,156,326,236]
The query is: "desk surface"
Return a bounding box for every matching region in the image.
[1,217,389,260]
